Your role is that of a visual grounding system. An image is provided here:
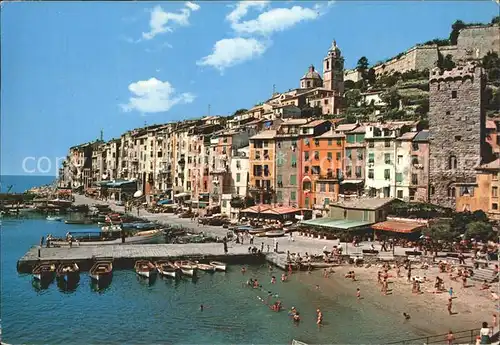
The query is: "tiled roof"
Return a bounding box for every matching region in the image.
[347,125,366,134]
[331,197,396,210]
[316,131,345,139]
[300,120,328,128]
[262,206,302,215]
[397,132,418,141]
[250,130,277,140]
[282,119,309,126]
[335,124,359,132]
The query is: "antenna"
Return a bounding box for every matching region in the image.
[100,129,103,141]
[273,84,276,94]
[208,104,211,116]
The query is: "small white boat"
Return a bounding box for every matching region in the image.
[156,261,178,278]
[46,216,62,221]
[265,230,285,237]
[135,260,157,279]
[196,263,216,272]
[209,261,227,272]
[174,261,197,277]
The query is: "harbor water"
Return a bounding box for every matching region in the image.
[1,216,425,344]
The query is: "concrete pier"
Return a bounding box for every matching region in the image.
[17,243,266,273]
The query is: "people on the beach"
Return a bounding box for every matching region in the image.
[241,266,246,274]
[447,297,453,315]
[403,312,410,320]
[356,288,361,300]
[446,330,455,345]
[316,308,323,325]
[271,276,276,284]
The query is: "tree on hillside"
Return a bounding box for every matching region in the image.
[356,56,369,74]
[345,89,362,107]
[381,89,401,109]
[344,80,355,90]
[233,108,248,116]
[365,68,376,85]
[443,55,456,71]
[492,16,500,25]
[482,52,500,84]
[449,20,466,45]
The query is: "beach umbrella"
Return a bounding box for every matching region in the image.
[134,190,143,198]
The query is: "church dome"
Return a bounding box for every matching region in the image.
[328,40,341,57]
[301,65,322,80]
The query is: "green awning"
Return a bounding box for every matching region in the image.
[300,218,373,230]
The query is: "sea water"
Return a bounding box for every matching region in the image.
[0,175,55,193]
[1,216,424,344]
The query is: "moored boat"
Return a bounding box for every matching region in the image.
[89,261,113,282]
[248,228,266,235]
[134,260,157,278]
[65,219,93,225]
[155,261,179,278]
[46,216,62,221]
[33,263,56,281]
[56,263,80,282]
[196,262,216,272]
[265,230,285,237]
[49,229,164,246]
[174,261,197,276]
[209,261,227,272]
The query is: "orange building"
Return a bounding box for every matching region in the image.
[456,158,500,220]
[249,130,277,205]
[298,120,333,211]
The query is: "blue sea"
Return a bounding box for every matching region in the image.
[0,216,425,344]
[0,175,55,193]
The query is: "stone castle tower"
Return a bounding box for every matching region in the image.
[428,62,488,209]
[323,40,344,95]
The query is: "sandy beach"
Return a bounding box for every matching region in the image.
[293,262,494,340]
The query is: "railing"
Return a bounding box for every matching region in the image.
[386,328,479,345]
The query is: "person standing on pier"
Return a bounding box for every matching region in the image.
[223,237,228,254]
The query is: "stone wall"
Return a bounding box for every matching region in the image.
[428,63,485,209]
[373,24,499,76]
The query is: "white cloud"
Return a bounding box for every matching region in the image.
[121,78,195,114]
[198,1,333,71]
[231,6,320,36]
[226,1,268,24]
[142,3,200,40]
[185,2,200,11]
[196,38,267,72]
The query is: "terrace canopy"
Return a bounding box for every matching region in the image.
[372,220,425,234]
[300,218,373,231]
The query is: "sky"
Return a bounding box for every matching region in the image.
[1,1,498,176]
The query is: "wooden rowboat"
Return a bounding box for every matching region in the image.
[89,261,113,282]
[33,263,56,282]
[196,262,216,272]
[174,261,197,277]
[209,261,227,272]
[134,260,157,279]
[56,263,80,282]
[155,261,179,279]
[265,230,285,237]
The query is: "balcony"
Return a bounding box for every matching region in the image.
[317,173,338,181]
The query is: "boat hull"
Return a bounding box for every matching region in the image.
[50,230,164,246]
[265,231,285,237]
[209,261,227,272]
[180,268,195,276]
